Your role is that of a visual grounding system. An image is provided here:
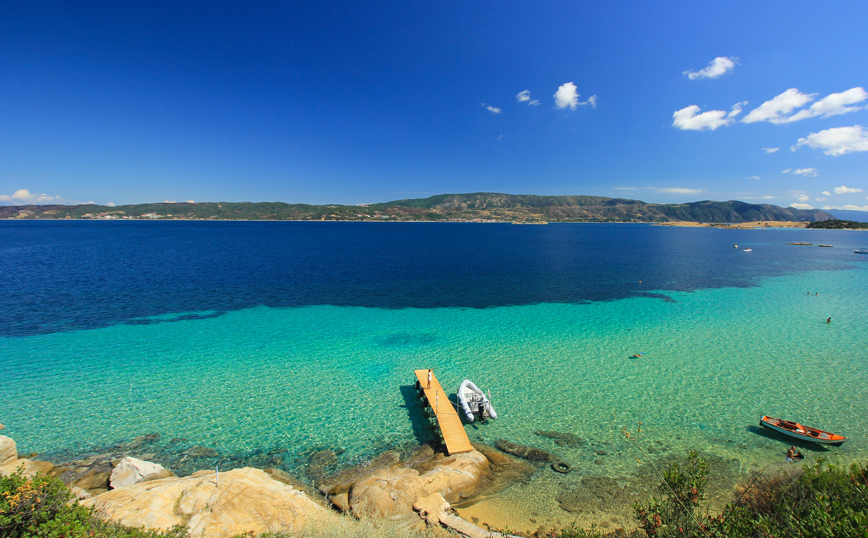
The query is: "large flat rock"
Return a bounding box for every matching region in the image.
[84,467,337,537]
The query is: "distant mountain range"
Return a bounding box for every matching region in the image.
[823,209,868,223]
[0,193,835,223]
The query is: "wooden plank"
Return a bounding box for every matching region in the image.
[414,369,473,455]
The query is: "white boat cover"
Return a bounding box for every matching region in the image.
[457,379,497,422]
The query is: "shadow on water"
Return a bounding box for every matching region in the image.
[747,425,837,453]
[398,384,437,447]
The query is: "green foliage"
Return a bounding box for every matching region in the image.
[634,450,710,537]
[0,471,188,538]
[628,451,868,538]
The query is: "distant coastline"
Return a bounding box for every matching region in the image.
[0,192,834,224]
[655,220,810,229]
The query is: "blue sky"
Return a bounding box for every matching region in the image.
[2,1,867,211]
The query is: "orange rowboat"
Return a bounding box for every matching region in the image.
[760,416,846,446]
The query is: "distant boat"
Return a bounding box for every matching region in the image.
[760,415,846,446]
[457,379,497,422]
[854,248,868,254]
[742,248,753,252]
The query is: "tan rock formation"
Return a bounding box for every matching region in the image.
[0,435,55,478]
[340,450,490,521]
[84,467,337,538]
[110,456,174,489]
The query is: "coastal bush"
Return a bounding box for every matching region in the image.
[633,450,709,537]
[629,451,868,538]
[0,470,188,538]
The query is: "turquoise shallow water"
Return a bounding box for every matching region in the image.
[3,258,867,484]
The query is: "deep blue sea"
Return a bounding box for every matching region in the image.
[2,221,867,526]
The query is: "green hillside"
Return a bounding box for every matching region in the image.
[0,193,833,223]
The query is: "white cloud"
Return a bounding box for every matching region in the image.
[516,90,540,106]
[791,203,814,209]
[833,185,864,194]
[743,87,867,124]
[0,188,63,205]
[816,197,827,201]
[584,95,598,109]
[483,104,502,114]
[796,194,810,202]
[793,125,868,156]
[554,82,579,110]
[656,187,705,194]
[743,88,814,124]
[107,202,116,207]
[822,191,831,196]
[823,204,868,211]
[782,168,818,177]
[749,175,761,180]
[784,87,867,123]
[672,103,741,130]
[684,57,737,80]
[762,147,780,154]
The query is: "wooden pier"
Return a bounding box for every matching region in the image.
[414,369,473,455]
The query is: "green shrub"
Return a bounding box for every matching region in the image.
[0,470,188,538]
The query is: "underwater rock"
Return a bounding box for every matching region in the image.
[494,439,553,462]
[183,446,219,458]
[556,476,632,514]
[533,430,585,448]
[124,433,161,451]
[306,449,338,483]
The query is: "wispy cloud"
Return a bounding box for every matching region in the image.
[762,147,780,154]
[655,187,705,194]
[833,185,864,194]
[482,103,503,114]
[0,188,64,205]
[684,57,738,80]
[791,203,814,209]
[785,87,867,122]
[743,89,814,124]
[795,194,811,203]
[782,168,818,177]
[672,102,743,131]
[793,125,868,156]
[822,204,868,211]
[516,90,540,106]
[743,87,867,124]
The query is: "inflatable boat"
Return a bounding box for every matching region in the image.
[458,379,497,422]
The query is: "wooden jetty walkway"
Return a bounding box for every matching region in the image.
[414,369,473,455]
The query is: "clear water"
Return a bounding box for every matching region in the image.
[1,222,866,521]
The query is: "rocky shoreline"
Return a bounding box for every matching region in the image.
[1,429,549,537]
[2,425,753,537]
